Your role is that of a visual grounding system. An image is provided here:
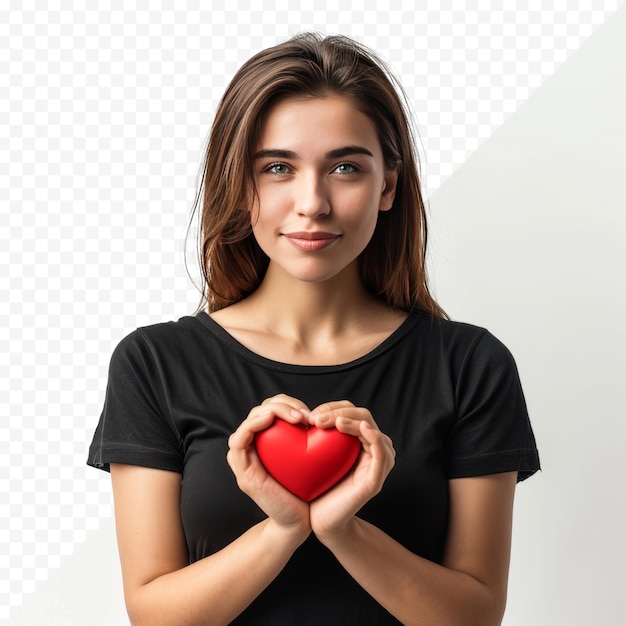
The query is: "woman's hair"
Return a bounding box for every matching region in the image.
[190,32,446,318]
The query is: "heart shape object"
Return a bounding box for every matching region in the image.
[255,419,361,502]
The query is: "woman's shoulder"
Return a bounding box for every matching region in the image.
[111,313,212,360]
[410,310,487,341]
[409,311,514,362]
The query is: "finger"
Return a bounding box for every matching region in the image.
[309,405,377,430]
[332,415,367,437]
[226,443,255,480]
[227,444,270,497]
[260,396,312,423]
[359,421,396,468]
[330,419,393,461]
[361,420,394,451]
[309,400,355,416]
[309,401,357,427]
[253,401,312,427]
[261,394,311,413]
[229,401,310,450]
[228,409,275,449]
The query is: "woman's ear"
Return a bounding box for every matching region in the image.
[379,167,399,212]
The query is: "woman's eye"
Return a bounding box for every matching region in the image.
[334,162,359,175]
[264,162,290,175]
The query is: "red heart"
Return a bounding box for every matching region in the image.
[255,419,361,502]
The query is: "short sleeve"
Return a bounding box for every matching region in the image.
[447,331,540,482]
[87,329,184,473]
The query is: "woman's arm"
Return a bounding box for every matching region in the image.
[309,403,517,626]
[317,472,516,626]
[111,465,308,626]
[110,396,312,626]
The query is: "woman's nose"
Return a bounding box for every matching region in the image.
[294,173,331,218]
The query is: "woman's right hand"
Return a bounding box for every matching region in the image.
[113,396,313,626]
[227,394,312,537]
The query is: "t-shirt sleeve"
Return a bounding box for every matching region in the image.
[447,330,540,482]
[87,329,184,473]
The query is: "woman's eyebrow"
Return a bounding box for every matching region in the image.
[326,146,374,159]
[253,145,374,160]
[253,149,298,160]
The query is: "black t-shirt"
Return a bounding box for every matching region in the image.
[88,311,540,624]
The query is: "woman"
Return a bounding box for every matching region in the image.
[88,33,540,625]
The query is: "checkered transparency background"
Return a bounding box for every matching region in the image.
[0,0,622,618]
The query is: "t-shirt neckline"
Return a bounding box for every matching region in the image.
[192,310,424,373]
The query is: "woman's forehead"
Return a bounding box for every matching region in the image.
[256,95,381,155]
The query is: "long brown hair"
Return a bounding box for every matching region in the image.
[189,32,445,318]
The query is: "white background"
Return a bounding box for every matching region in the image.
[1,2,625,624]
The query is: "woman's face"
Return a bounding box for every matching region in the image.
[249,95,397,286]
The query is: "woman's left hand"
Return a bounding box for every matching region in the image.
[307,401,395,542]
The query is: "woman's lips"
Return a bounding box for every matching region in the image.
[282,232,341,251]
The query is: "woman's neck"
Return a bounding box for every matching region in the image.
[209,262,407,365]
[250,262,380,332]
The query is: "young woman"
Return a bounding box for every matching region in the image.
[88,33,540,625]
